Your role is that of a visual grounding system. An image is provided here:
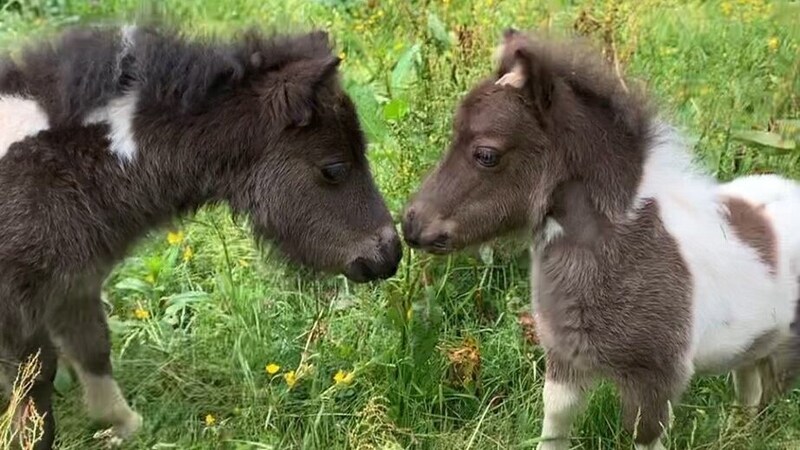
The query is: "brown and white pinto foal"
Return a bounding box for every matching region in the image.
[403,30,800,449]
[0,26,400,449]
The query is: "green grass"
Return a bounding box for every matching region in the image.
[2,0,800,448]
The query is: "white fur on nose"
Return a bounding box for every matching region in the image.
[0,95,50,158]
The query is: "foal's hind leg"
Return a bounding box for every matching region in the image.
[733,362,763,410]
[47,290,142,444]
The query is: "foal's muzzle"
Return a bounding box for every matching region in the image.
[401,206,453,254]
[344,226,402,283]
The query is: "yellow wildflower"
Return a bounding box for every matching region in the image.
[284,370,297,388]
[338,51,346,61]
[166,230,184,245]
[265,363,281,375]
[133,307,150,320]
[182,246,194,262]
[333,369,355,386]
[204,414,216,427]
[768,37,780,52]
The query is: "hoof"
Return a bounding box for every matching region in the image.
[92,412,143,448]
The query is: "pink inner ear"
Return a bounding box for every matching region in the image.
[495,63,526,88]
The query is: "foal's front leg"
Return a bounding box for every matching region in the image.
[47,291,142,445]
[537,357,593,450]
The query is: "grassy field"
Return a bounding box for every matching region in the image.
[1,0,800,448]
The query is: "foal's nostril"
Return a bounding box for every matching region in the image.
[431,233,450,250]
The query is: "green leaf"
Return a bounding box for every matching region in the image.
[114,277,152,295]
[383,98,409,122]
[346,81,389,143]
[164,291,210,315]
[427,12,452,48]
[391,44,421,96]
[731,129,796,151]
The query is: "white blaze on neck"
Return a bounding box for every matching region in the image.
[0,95,50,158]
[84,91,140,163]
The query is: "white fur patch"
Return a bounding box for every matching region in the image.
[537,380,588,450]
[636,122,800,374]
[84,91,140,162]
[0,95,50,157]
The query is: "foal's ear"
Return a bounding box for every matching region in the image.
[265,55,342,128]
[495,38,554,111]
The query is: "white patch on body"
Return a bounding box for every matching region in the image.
[84,91,140,162]
[635,122,800,374]
[0,95,50,157]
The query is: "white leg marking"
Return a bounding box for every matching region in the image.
[537,379,589,450]
[74,367,142,441]
[733,364,762,409]
[0,96,50,157]
[635,441,667,450]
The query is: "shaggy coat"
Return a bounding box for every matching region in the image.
[403,29,800,449]
[0,25,400,449]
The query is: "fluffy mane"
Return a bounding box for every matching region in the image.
[495,30,654,140]
[0,25,335,125]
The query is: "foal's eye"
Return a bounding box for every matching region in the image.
[321,162,350,184]
[473,146,500,168]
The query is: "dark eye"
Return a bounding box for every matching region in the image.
[321,162,350,184]
[473,146,499,168]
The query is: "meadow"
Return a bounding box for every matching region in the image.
[1,0,799,448]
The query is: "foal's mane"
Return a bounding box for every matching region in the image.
[0,25,336,124]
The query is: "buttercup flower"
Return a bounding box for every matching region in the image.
[167,230,184,245]
[133,307,150,320]
[284,370,297,388]
[768,37,780,52]
[183,246,194,262]
[333,369,355,386]
[265,363,280,375]
[204,414,216,427]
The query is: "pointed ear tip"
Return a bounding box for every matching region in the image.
[311,29,330,41]
[503,28,520,39]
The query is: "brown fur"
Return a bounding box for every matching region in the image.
[722,196,778,274]
[0,25,400,449]
[540,182,692,445]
